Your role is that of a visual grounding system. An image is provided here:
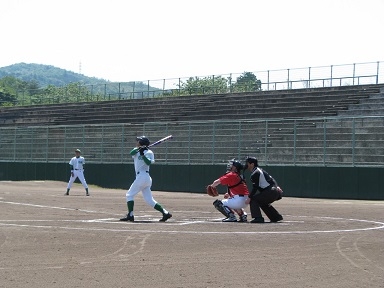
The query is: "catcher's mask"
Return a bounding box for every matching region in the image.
[226,158,244,173]
[136,136,150,146]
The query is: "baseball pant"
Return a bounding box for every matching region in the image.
[126,174,157,207]
[67,170,88,189]
[250,186,282,221]
[221,195,248,210]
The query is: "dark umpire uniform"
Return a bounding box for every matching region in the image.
[245,157,283,223]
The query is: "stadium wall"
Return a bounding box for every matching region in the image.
[1,162,383,200]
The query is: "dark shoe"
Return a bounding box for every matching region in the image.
[86,193,90,196]
[270,215,283,222]
[64,192,69,196]
[250,217,265,223]
[239,214,248,222]
[159,213,172,222]
[120,214,134,222]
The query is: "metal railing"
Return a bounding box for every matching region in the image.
[1,116,383,167]
[5,61,383,106]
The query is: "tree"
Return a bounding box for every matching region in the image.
[0,88,17,106]
[232,72,262,92]
[178,76,229,95]
[0,76,20,106]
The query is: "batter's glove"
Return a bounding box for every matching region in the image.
[206,185,219,197]
[138,146,147,155]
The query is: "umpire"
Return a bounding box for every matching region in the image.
[244,157,283,223]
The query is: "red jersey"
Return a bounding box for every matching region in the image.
[219,172,249,196]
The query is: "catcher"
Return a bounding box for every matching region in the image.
[207,159,249,222]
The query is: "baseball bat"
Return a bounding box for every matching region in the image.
[148,135,173,148]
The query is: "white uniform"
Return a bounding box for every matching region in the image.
[67,156,88,189]
[125,149,157,207]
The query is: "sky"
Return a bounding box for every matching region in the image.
[1,0,383,82]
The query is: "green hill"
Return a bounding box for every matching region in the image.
[0,62,107,87]
[0,63,162,102]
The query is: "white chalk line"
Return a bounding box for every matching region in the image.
[0,200,384,234]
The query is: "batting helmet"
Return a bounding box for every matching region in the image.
[136,136,150,146]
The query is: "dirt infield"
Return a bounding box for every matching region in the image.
[0,181,383,288]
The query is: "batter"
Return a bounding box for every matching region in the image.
[120,136,172,222]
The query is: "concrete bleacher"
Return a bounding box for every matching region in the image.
[0,84,383,127]
[1,84,384,166]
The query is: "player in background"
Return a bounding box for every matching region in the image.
[120,136,172,222]
[244,157,283,223]
[65,149,89,196]
[209,159,249,222]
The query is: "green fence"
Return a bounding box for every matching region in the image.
[1,162,383,200]
[1,116,383,167]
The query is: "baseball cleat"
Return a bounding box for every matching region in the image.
[222,216,237,222]
[120,214,134,222]
[64,192,69,196]
[239,214,248,222]
[159,213,172,222]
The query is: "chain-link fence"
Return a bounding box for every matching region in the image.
[7,61,383,106]
[1,116,383,167]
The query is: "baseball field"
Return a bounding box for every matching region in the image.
[0,181,383,288]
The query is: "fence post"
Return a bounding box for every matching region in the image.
[121,125,125,163]
[376,61,380,84]
[46,127,49,162]
[287,69,290,89]
[293,120,297,165]
[352,118,356,166]
[178,78,181,96]
[237,121,242,159]
[264,120,268,165]
[212,122,216,164]
[323,118,326,166]
[13,127,17,161]
[188,122,191,165]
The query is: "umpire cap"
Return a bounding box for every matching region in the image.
[136,136,150,146]
[245,157,258,166]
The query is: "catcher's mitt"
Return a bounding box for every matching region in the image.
[206,185,219,197]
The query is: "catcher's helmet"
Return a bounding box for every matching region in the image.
[226,158,244,172]
[232,160,244,172]
[136,136,150,146]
